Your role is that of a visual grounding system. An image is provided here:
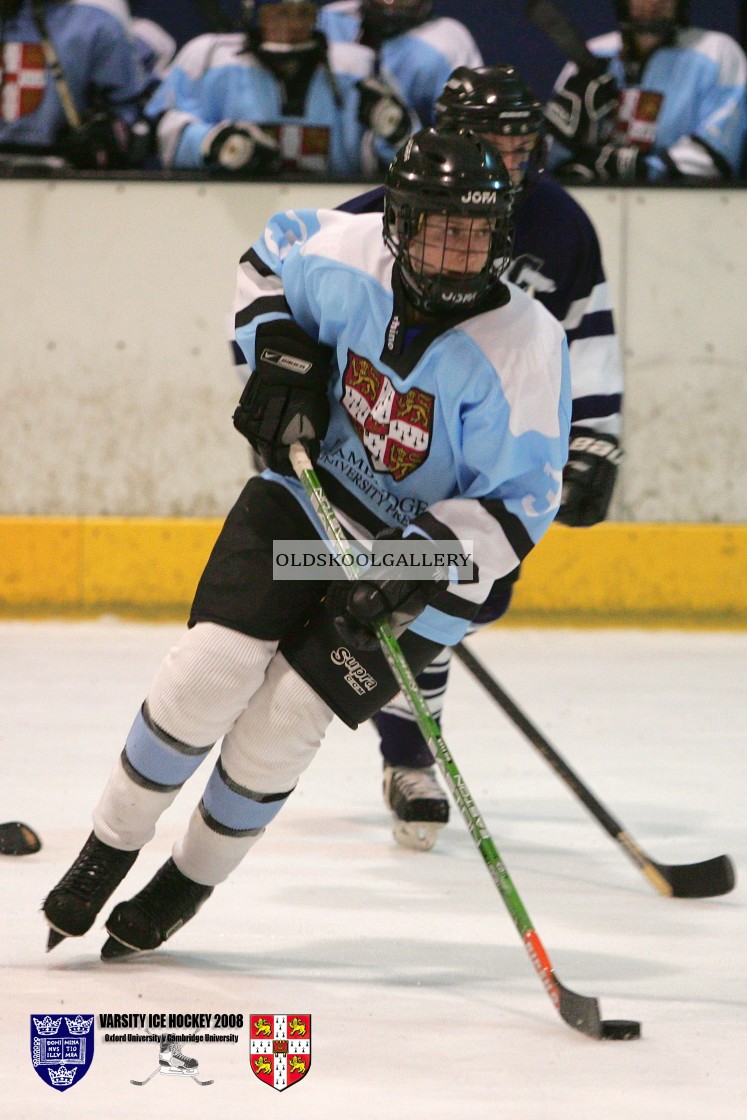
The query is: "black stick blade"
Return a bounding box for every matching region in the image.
[557,978,641,1041]
[655,854,735,898]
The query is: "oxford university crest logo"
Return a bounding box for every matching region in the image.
[30,1014,95,1092]
[250,1014,311,1091]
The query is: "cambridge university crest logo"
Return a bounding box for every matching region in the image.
[250,1014,311,1091]
[30,1014,95,1091]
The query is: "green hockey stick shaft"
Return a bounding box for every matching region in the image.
[289,443,628,1039]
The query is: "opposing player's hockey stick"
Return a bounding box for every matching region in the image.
[454,642,735,899]
[525,0,607,76]
[290,442,640,1041]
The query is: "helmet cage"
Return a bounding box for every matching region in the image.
[614,0,689,36]
[384,190,513,315]
[361,0,433,39]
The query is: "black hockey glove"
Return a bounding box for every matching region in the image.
[59,113,131,170]
[357,77,412,145]
[557,143,648,184]
[556,427,622,528]
[545,69,618,151]
[233,319,333,475]
[201,120,281,174]
[327,527,448,650]
[327,569,447,652]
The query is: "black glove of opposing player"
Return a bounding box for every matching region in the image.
[556,426,622,527]
[327,531,448,651]
[556,143,648,183]
[233,319,333,475]
[545,69,618,151]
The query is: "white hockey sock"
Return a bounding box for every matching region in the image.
[93,623,277,851]
[174,654,333,885]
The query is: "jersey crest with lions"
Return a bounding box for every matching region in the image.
[341,351,434,481]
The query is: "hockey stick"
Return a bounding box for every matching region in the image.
[525,0,607,76]
[130,1067,160,1086]
[31,0,83,130]
[289,442,639,1040]
[454,642,736,899]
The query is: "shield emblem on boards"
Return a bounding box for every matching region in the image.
[30,1014,95,1092]
[249,1014,311,1091]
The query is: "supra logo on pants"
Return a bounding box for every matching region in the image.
[330,648,378,694]
[260,348,313,375]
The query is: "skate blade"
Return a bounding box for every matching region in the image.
[392,817,444,851]
[46,927,68,952]
[101,935,140,960]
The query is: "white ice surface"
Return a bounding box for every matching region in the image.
[2,621,745,1119]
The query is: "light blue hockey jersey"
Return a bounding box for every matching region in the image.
[0,0,149,150]
[233,208,571,647]
[318,0,482,125]
[549,28,747,179]
[145,32,392,176]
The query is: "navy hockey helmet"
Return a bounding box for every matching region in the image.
[383,128,514,316]
[361,0,433,40]
[614,1,689,36]
[435,65,546,188]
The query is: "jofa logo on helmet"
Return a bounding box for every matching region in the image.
[460,190,497,204]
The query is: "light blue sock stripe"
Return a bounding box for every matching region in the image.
[202,764,291,832]
[124,707,211,788]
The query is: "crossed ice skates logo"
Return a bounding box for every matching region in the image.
[130,1032,213,1087]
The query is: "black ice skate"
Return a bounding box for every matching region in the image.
[43,832,139,951]
[383,764,450,851]
[101,857,213,959]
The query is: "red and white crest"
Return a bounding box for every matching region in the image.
[613,89,663,152]
[1,43,46,121]
[342,351,434,481]
[249,1014,311,1091]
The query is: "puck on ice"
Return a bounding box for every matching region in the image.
[601,1019,641,1040]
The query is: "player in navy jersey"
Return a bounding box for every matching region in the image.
[0,0,151,168]
[545,0,747,182]
[43,128,570,957]
[144,0,414,177]
[318,0,481,125]
[335,65,625,849]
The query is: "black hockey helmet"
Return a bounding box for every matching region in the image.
[361,0,433,40]
[435,65,546,187]
[240,1,326,80]
[383,128,514,316]
[614,1,689,36]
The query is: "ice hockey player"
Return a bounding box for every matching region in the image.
[335,64,624,849]
[318,0,482,125]
[144,0,414,176]
[43,128,570,958]
[545,0,747,182]
[0,0,151,168]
